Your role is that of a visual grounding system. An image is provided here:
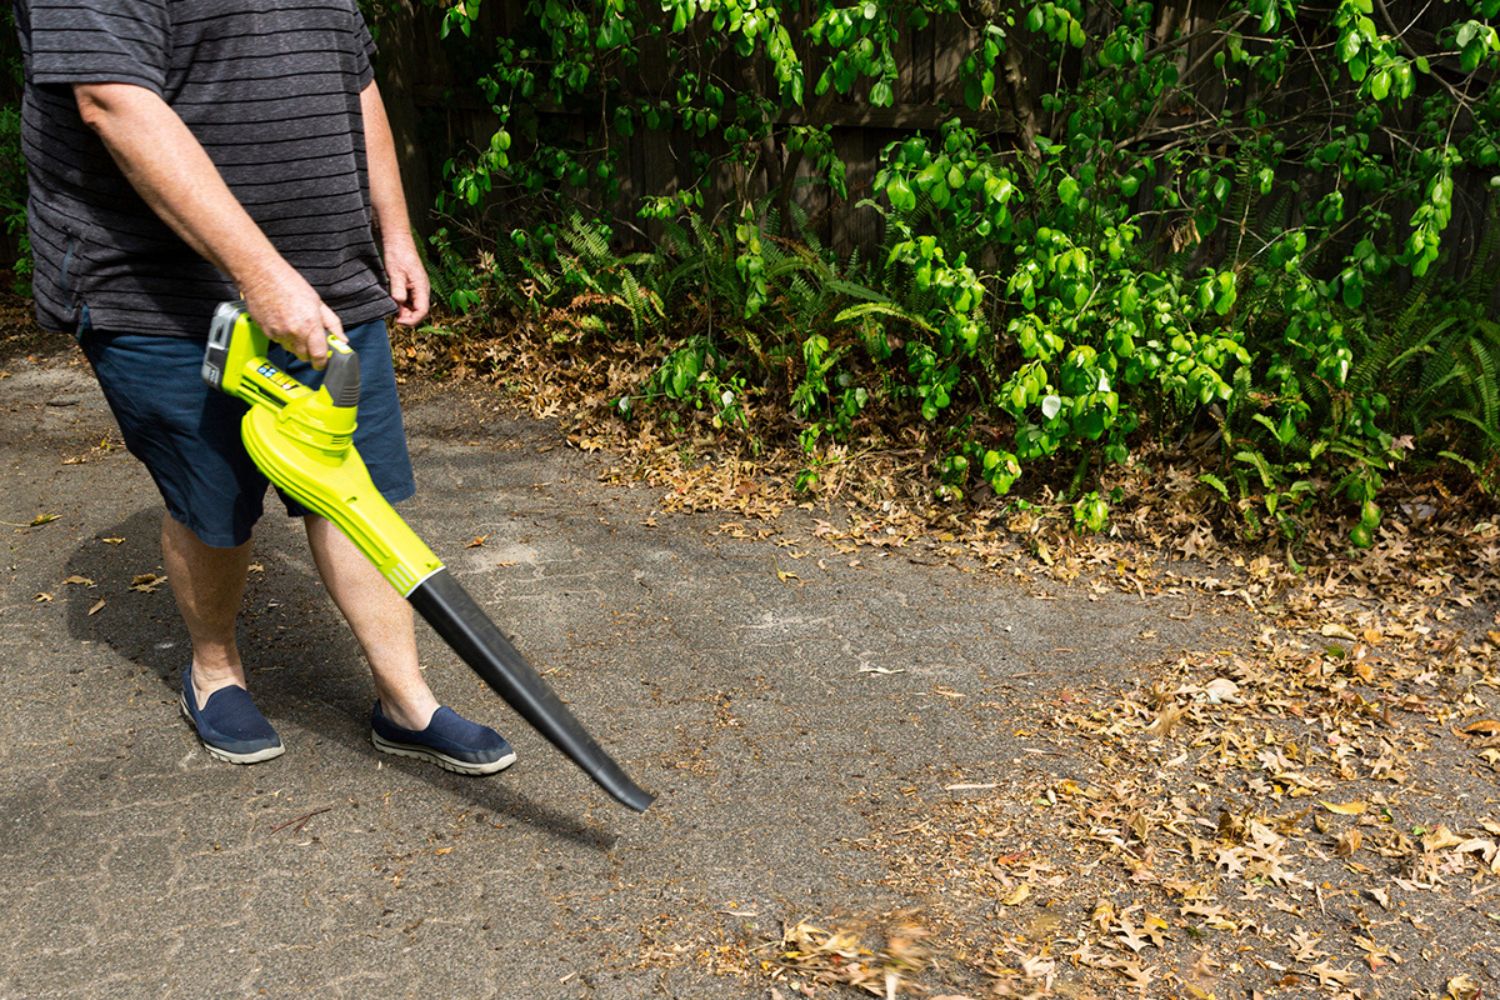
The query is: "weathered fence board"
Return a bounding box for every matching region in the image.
[380,2,1018,251]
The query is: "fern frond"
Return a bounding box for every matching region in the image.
[1461,198,1500,303]
[833,301,936,333]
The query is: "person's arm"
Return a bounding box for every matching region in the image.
[73,82,341,366]
[360,80,429,327]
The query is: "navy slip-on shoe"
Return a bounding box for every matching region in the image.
[179,666,284,764]
[370,703,516,776]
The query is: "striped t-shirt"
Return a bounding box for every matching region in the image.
[15,0,396,337]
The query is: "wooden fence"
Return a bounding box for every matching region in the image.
[368,0,1495,278]
[371,1,1023,252]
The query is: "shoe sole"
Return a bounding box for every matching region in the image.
[371,731,517,775]
[179,695,285,765]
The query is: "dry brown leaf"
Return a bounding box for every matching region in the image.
[1422,825,1465,852]
[1116,960,1154,991]
[1319,623,1357,641]
[62,575,94,586]
[1202,676,1241,703]
[129,573,166,593]
[33,592,53,603]
[1287,927,1326,962]
[1001,883,1031,906]
[466,534,490,548]
[87,598,106,616]
[100,536,124,544]
[1019,953,1054,981]
[1447,973,1481,1000]
[1460,719,1500,738]
[1319,800,1368,816]
[1305,960,1355,988]
[1146,703,1187,738]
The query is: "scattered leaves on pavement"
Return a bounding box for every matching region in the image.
[128,573,166,593]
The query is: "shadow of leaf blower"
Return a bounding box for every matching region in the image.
[201,302,654,813]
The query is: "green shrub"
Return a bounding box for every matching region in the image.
[2,109,31,293]
[1,6,29,293]
[418,0,1500,537]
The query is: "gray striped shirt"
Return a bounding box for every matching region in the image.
[15,0,395,337]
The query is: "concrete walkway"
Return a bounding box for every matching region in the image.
[0,353,1222,998]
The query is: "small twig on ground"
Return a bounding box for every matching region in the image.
[270,806,333,834]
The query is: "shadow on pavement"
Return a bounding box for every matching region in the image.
[62,506,616,851]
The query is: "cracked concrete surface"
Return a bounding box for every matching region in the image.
[0,351,1232,998]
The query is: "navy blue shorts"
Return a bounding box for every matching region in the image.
[79,318,416,548]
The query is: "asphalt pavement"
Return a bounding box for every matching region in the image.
[0,350,1223,999]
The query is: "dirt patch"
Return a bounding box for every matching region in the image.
[0,274,62,365]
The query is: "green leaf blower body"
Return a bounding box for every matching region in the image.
[202,302,653,813]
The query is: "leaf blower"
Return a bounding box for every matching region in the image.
[201,301,654,813]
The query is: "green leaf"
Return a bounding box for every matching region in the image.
[962,77,984,110]
[1198,473,1232,502]
[1462,39,1484,72]
[1341,271,1364,308]
[1214,272,1238,315]
[1057,175,1080,207]
[1338,31,1360,63]
[887,176,916,212]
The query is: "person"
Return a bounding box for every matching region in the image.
[14,0,516,774]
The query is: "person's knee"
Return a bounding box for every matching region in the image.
[162,509,254,553]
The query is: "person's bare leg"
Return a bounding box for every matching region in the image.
[303,514,439,731]
[160,512,252,709]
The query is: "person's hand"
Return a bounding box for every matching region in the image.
[383,235,430,327]
[239,263,342,370]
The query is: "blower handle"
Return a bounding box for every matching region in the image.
[322,334,361,409]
